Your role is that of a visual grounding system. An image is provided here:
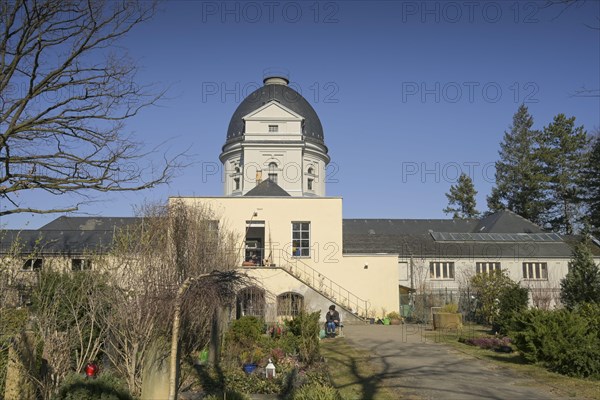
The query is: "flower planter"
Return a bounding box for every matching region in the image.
[390,318,402,325]
[242,363,258,374]
[432,312,462,330]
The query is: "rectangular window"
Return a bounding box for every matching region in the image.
[307,178,313,191]
[234,177,240,191]
[268,173,278,184]
[268,125,279,132]
[22,258,42,271]
[522,262,548,280]
[292,222,310,257]
[429,262,455,280]
[476,262,501,274]
[71,259,92,271]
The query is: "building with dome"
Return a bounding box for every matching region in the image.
[2,74,599,323]
[220,75,329,197]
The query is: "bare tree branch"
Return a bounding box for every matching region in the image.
[0,0,187,217]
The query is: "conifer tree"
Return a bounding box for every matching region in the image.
[538,114,588,234]
[487,105,546,224]
[581,134,600,237]
[443,173,480,219]
[560,236,600,309]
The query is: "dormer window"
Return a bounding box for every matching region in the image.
[268,125,279,132]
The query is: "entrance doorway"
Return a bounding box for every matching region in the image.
[245,220,265,265]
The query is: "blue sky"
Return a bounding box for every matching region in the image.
[3,0,599,229]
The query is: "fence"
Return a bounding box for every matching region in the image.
[406,287,477,324]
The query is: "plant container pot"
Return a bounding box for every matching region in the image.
[432,312,462,330]
[243,363,258,374]
[390,318,402,325]
[383,318,390,325]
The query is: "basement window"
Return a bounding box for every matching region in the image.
[72,259,92,271]
[22,258,42,271]
[277,292,304,316]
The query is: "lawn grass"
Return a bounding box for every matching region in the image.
[426,324,600,400]
[320,338,399,400]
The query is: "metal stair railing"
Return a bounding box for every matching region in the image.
[271,249,369,319]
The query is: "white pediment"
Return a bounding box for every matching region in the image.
[243,101,304,122]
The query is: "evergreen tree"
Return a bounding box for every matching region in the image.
[487,105,546,225]
[443,173,480,219]
[538,114,589,234]
[560,236,600,309]
[581,134,600,237]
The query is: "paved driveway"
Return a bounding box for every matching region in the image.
[341,325,570,400]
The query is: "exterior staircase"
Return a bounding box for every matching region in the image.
[267,249,369,323]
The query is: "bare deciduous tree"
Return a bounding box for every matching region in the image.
[100,201,246,397]
[0,0,184,217]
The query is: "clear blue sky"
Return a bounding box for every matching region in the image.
[3,0,599,229]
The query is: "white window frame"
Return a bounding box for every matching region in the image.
[429,261,455,280]
[522,262,548,280]
[291,222,310,258]
[268,124,279,132]
[476,262,501,274]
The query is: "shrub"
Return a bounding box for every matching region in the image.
[0,308,29,395]
[227,316,264,345]
[440,303,458,313]
[204,391,251,400]
[285,311,321,365]
[386,311,401,319]
[290,383,342,400]
[493,284,529,334]
[56,372,133,400]
[560,237,600,310]
[470,270,522,325]
[510,306,600,378]
[464,336,511,350]
[220,365,284,395]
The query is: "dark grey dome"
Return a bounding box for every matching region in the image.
[226,81,324,143]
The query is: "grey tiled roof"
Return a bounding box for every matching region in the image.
[342,211,588,258]
[1,217,140,255]
[342,232,576,258]
[474,210,542,233]
[244,180,291,197]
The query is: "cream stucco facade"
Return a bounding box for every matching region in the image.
[170,196,399,321]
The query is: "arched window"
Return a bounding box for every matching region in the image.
[307,167,314,175]
[268,162,278,184]
[236,286,266,319]
[232,166,241,192]
[277,292,304,316]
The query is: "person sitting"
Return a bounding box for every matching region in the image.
[325,305,340,337]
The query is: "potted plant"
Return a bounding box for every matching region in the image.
[386,311,402,325]
[432,303,462,331]
[241,347,264,373]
